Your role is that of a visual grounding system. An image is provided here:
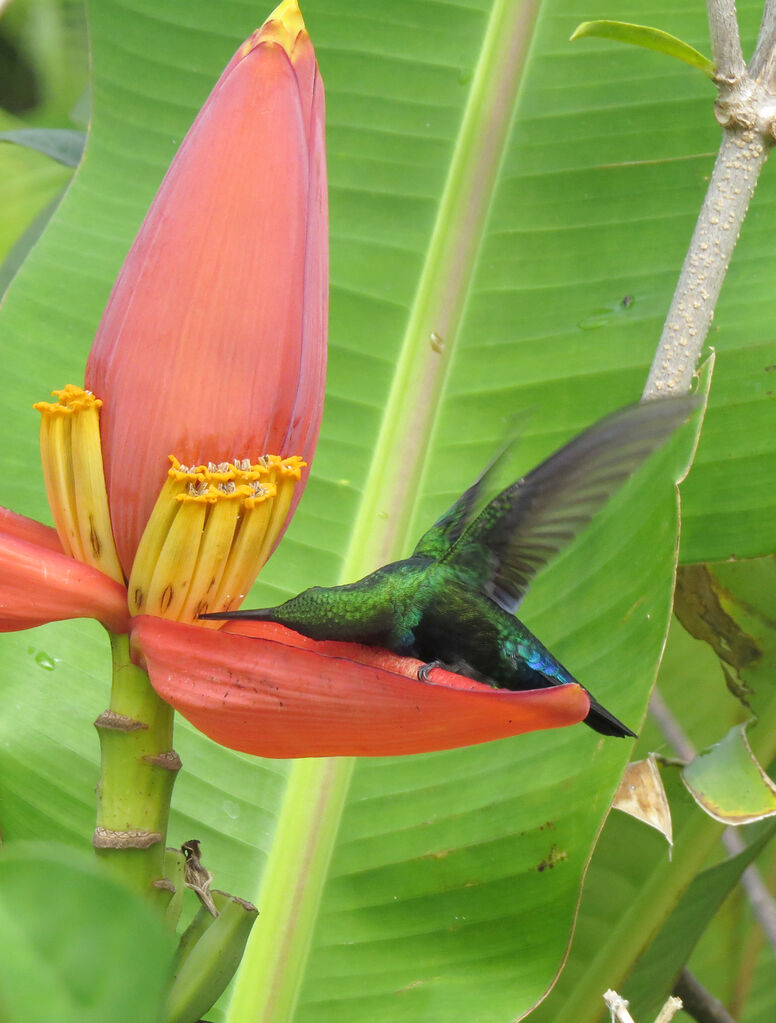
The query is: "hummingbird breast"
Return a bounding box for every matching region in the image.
[413,574,575,692]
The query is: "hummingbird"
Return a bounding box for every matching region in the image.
[203,396,696,737]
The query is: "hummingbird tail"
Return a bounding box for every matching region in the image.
[584,696,637,738]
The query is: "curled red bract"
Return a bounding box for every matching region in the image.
[131,616,590,758]
[0,519,129,634]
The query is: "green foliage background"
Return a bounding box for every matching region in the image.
[0,1,774,1021]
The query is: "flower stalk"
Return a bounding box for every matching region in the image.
[94,631,179,902]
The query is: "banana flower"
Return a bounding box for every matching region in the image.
[0,0,589,761]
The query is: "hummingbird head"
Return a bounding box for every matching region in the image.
[198,585,323,631]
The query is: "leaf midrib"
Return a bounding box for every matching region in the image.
[225,1,542,1019]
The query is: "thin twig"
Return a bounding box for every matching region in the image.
[649,689,695,761]
[604,990,637,1023]
[750,0,776,85]
[654,997,684,1023]
[603,990,684,1023]
[673,968,738,1023]
[707,0,746,82]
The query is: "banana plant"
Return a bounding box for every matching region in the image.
[0,2,775,1022]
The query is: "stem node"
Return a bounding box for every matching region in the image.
[94,709,147,732]
[94,632,178,901]
[92,826,163,849]
[143,750,183,771]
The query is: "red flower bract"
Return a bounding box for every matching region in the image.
[85,4,327,575]
[131,617,591,758]
[0,510,129,633]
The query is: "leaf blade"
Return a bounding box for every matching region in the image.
[0,3,736,1022]
[570,20,715,79]
[0,129,86,167]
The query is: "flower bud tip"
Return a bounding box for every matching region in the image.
[241,0,306,59]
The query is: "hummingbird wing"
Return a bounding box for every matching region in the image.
[411,437,517,560]
[441,396,698,614]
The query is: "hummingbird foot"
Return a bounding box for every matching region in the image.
[418,660,443,682]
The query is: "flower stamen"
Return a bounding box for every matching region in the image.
[34,386,124,584]
[128,454,306,624]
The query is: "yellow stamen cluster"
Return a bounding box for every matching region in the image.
[34,385,124,584]
[128,454,305,624]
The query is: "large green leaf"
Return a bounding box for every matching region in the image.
[0,1,771,1021]
[0,0,87,274]
[532,563,776,1023]
[683,722,776,824]
[0,128,86,166]
[690,831,776,1023]
[529,776,724,1023]
[0,843,174,1023]
[0,0,89,124]
[625,821,776,1023]
[0,115,71,267]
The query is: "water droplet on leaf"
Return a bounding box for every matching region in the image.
[223,799,240,820]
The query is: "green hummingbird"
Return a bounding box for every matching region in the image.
[203,396,696,737]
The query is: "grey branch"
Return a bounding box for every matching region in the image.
[643,127,768,399]
[643,2,776,399]
[673,968,738,1023]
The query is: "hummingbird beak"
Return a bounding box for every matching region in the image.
[198,608,276,622]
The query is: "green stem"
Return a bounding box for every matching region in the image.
[93,630,179,905]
